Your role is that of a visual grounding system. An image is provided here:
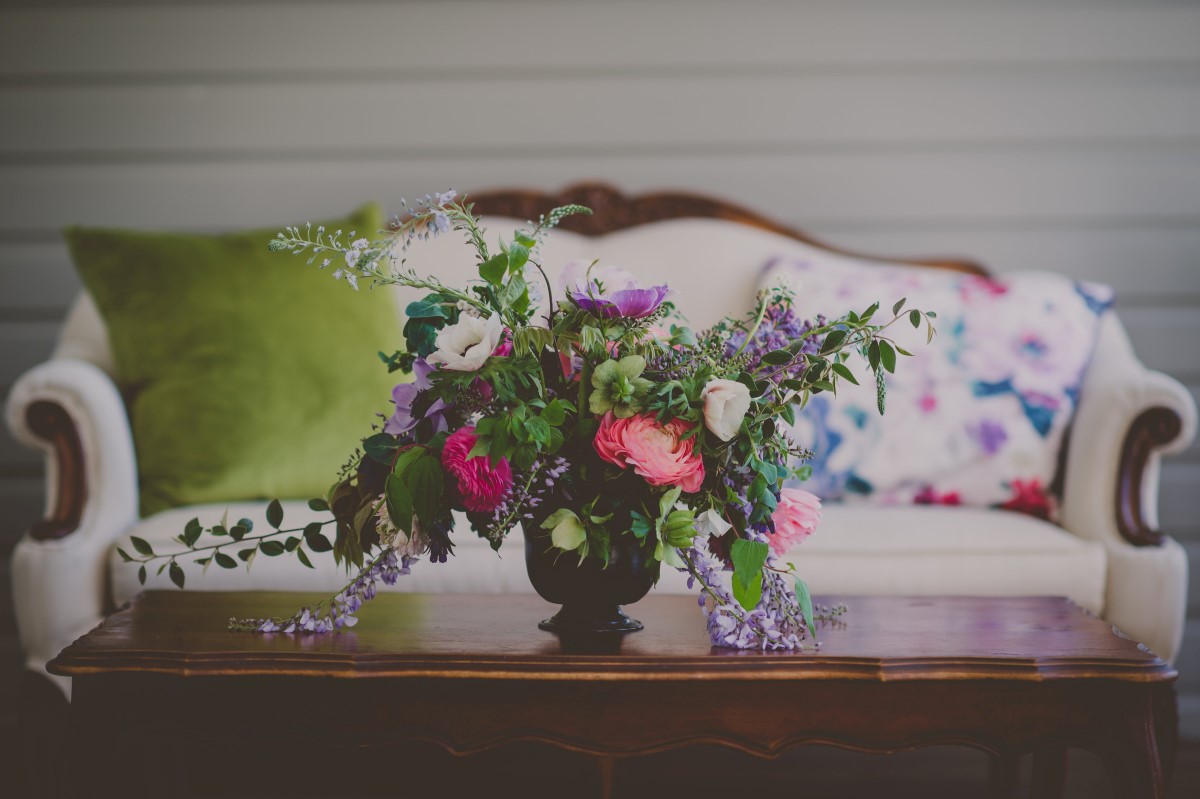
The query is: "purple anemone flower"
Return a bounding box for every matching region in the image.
[385,357,449,436]
[559,260,669,319]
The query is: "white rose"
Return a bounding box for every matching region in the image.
[701,379,752,442]
[428,313,503,372]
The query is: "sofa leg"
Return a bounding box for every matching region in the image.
[18,670,70,799]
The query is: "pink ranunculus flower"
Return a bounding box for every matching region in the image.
[441,427,513,513]
[593,412,705,493]
[768,488,822,556]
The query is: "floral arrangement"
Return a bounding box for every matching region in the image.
[122,192,933,650]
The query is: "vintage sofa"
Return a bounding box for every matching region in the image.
[7,184,1196,701]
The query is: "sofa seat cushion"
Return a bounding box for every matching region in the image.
[794,505,1107,614]
[111,504,1106,616]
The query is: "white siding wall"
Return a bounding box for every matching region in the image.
[1,0,1198,725]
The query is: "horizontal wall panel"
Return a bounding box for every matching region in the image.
[5,67,1200,156]
[0,243,79,312]
[3,3,1199,78]
[1160,464,1200,538]
[1188,542,1200,616]
[0,320,57,387]
[1119,306,1200,378]
[0,476,41,548]
[817,226,1200,303]
[4,148,1200,236]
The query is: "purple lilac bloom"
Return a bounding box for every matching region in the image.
[679,534,815,651]
[385,357,450,436]
[559,261,669,319]
[726,303,826,379]
[247,550,411,634]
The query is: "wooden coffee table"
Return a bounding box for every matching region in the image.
[49,592,1176,798]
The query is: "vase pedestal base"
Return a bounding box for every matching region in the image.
[538,604,644,634]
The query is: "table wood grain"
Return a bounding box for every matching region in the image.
[47,593,1178,799]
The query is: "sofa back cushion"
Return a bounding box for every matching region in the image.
[66,204,401,517]
[761,258,1113,522]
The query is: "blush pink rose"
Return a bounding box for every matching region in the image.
[593,412,705,493]
[441,427,513,513]
[768,487,821,555]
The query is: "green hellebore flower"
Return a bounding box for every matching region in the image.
[589,355,653,418]
[542,508,586,552]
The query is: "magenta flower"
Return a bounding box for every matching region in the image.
[441,427,513,513]
[559,260,669,319]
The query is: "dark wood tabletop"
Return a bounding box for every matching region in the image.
[48,592,1179,799]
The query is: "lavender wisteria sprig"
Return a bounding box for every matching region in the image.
[229,548,412,633]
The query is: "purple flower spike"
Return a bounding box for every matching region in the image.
[559,261,669,319]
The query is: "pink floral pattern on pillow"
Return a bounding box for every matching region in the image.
[762,258,1113,522]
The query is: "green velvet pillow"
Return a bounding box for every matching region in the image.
[66,204,400,517]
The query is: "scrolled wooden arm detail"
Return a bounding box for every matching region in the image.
[1116,406,1184,547]
[25,399,87,541]
[469,181,987,275]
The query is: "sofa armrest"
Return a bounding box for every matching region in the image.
[1060,313,1198,548]
[6,359,139,683]
[6,357,139,542]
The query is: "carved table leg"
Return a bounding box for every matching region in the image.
[1102,692,1165,799]
[1030,747,1068,799]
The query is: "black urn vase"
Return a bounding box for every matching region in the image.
[523,518,659,634]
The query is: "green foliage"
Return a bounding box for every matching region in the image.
[730,539,769,610]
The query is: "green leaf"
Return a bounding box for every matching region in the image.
[731,569,763,611]
[729,538,769,609]
[229,525,247,541]
[878,340,897,374]
[867,340,880,371]
[407,457,444,525]
[541,398,566,427]
[259,541,285,557]
[307,498,329,512]
[909,309,922,328]
[137,564,146,584]
[116,548,133,563]
[385,473,414,534]
[820,329,847,354]
[215,552,237,569]
[892,297,906,315]
[266,499,284,529]
[830,362,859,385]
[184,517,202,546]
[478,253,508,285]
[524,416,552,447]
[237,548,256,562]
[391,446,425,479]
[296,548,315,569]
[760,349,793,365]
[168,560,185,589]
[506,241,530,271]
[364,433,400,464]
[541,508,586,551]
[794,577,817,637]
[130,536,154,557]
[405,299,449,319]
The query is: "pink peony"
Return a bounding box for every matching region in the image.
[593,412,705,493]
[768,488,821,555]
[441,427,513,513]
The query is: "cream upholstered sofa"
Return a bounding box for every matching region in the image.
[7,184,1196,701]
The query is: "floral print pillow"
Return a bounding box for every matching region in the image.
[762,257,1113,522]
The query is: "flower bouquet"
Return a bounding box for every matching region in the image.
[122,192,933,649]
